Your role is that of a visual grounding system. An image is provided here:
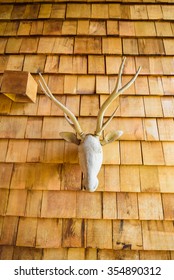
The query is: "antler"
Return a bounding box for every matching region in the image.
[38,73,85,139]
[95,57,141,136]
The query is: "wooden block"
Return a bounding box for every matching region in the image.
[103,141,120,164]
[92,4,109,19]
[75,37,101,54]
[25,190,42,217]
[162,194,174,220]
[143,118,159,141]
[140,166,160,192]
[120,166,140,192]
[43,21,62,35]
[68,248,85,260]
[62,20,77,35]
[87,220,112,249]
[6,140,29,163]
[142,38,165,55]
[38,4,52,18]
[62,219,84,247]
[77,75,95,94]
[142,221,174,250]
[6,189,27,216]
[36,218,62,248]
[80,95,99,116]
[27,140,45,163]
[119,21,135,36]
[0,116,27,138]
[13,247,42,260]
[0,217,18,245]
[148,77,163,95]
[147,4,163,19]
[16,217,37,247]
[77,20,89,35]
[51,4,66,19]
[120,141,142,165]
[140,251,171,260]
[0,140,8,162]
[102,38,122,54]
[89,21,106,35]
[0,189,9,215]
[0,246,14,260]
[1,71,37,103]
[104,165,120,192]
[120,96,145,117]
[162,77,174,95]
[64,75,77,94]
[142,142,165,165]
[44,140,64,163]
[77,192,102,219]
[163,142,174,165]
[88,55,105,74]
[18,21,32,36]
[43,248,67,260]
[144,96,163,117]
[113,220,143,250]
[62,164,81,191]
[138,193,163,220]
[130,5,148,19]
[156,22,173,37]
[41,191,76,218]
[117,193,138,219]
[31,21,44,35]
[0,163,13,189]
[59,55,87,74]
[23,55,46,73]
[123,39,138,55]
[103,192,117,219]
[135,22,156,36]
[107,20,118,35]
[67,4,91,18]
[158,119,174,141]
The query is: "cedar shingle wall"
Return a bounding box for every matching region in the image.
[0,0,174,260]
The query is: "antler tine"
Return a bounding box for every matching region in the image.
[38,73,85,139]
[95,57,141,136]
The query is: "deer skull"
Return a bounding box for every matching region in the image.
[39,57,141,192]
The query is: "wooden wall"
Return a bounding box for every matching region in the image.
[0,0,174,260]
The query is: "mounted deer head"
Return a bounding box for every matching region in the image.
[39,57,141,192]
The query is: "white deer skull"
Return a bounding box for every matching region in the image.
[39,57,141,192]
